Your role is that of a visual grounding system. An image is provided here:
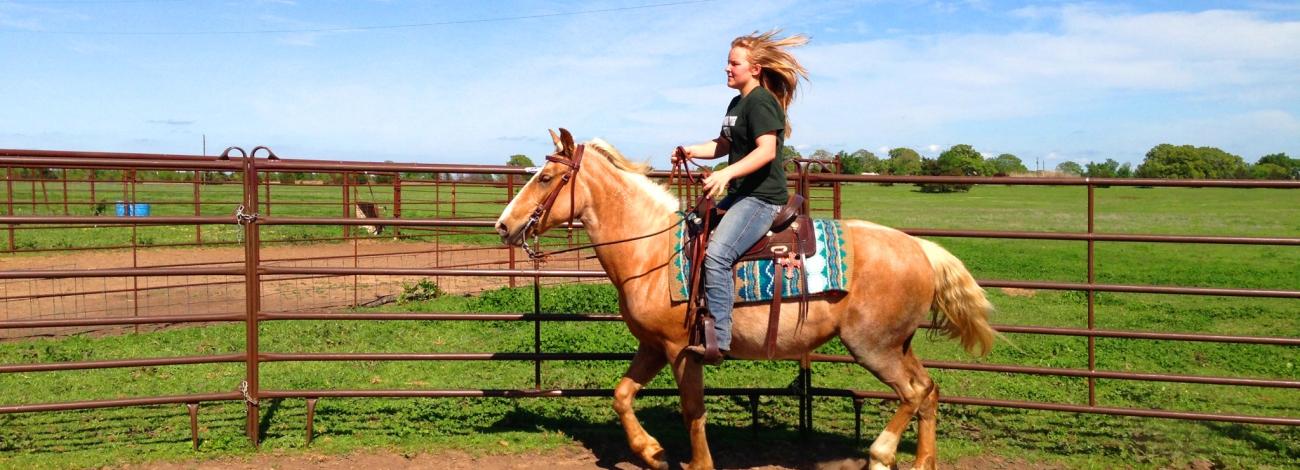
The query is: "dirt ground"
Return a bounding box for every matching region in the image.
[0,239,596,338]
[114,446,1070,470]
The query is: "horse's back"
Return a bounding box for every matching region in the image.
[836,219,937,330]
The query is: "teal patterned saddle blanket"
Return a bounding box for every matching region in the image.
[670,218,853,303]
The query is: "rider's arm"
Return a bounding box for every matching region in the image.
[701,132,777,198]
[682,137,730,160]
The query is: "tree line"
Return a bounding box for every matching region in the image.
[819,144,1295,192]
[508,144,1296,193]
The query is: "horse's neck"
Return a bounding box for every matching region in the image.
[580,168,677,286]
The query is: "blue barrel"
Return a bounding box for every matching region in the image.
[132,203,151,217]
[115,202,130,216]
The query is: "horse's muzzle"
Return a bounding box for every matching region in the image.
[496,221,523,246]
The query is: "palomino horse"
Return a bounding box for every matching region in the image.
[495,129,995,470]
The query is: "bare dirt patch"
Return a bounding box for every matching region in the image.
[999,287,1037,298]
[1,240,596,339]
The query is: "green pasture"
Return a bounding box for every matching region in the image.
[0,283,1296,469]
[0,181,1297,468]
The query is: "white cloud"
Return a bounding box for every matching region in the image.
[788,4,1300,161]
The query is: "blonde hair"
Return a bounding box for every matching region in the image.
[732,30,809,136]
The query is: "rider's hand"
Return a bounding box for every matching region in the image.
[671,146,690,165]
[702,167,732,199]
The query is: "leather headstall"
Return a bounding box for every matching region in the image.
[520,144,586,260]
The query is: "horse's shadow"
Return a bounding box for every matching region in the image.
[486,398,875,469]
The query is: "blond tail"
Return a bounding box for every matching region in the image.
[915,238,996,356]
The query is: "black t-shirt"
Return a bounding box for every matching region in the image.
[721,87,788,205]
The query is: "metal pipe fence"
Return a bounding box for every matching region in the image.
[0,146,1296,452]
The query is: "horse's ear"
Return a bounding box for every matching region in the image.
[548,129,564,155]
[558,128,576,156]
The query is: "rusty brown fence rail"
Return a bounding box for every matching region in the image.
[1,147,1297,452]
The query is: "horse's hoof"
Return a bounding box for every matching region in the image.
[867,460,895,470]
[681,460,715,470]
[640,446,667,470]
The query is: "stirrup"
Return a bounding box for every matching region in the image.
[691,313,723,364]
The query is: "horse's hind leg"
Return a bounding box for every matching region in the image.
[614,343,669,470]
[844,338,938,470]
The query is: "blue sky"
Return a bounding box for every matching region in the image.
[2,0,1298,169]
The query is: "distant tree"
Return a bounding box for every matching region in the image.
[886,147,923,176]
[1056,161,1084,176]
[838,149,879,175]
[1252,163,1292,180]
[1256,153,1297,179]
[1085,159,1122,178]
[988,153,1028,175]
[713,162,729,171]
[506,154,534,167]
[806,149,836,173]
[855,149,882,173]
[937,144,993,176]
[780,145,802,161]
[919,144,991,193]
[1116,163,1133,178]
[1136,144,1247,179]
[371,162,396,184]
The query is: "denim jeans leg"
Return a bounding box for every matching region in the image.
[702,196,780,351]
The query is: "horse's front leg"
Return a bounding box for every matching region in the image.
[614,343,670,470]
[671,349,713,470]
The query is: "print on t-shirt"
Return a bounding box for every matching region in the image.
[721,116,737,140]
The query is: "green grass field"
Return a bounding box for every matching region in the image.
[0,181,1296,468]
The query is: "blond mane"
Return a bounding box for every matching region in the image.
[586,138,679,212]
[587,138,650,174]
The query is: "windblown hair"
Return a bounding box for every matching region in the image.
[732,30,809,137]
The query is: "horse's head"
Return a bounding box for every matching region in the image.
[495,128,590,249]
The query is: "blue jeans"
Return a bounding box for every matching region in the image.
[703,195,781,351]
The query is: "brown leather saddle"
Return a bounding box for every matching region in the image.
[683,193,817,361]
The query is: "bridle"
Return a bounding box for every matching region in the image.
[514,144,713,262]
[519,144,586,259]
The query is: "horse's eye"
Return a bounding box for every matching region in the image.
[539,174,553,183]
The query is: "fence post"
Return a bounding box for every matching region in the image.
[61,169,68,215]
[831,155,842,219]
[263,170,271,217]
[193,169,202,245]
[89,168,97,215]
[130,169,139,334]
[241,151,263,447]
[434,174,442,287]
[1086,183,1097,407]
[392,173,401,239]
[342,171,351,242]
[6,166,13,252]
